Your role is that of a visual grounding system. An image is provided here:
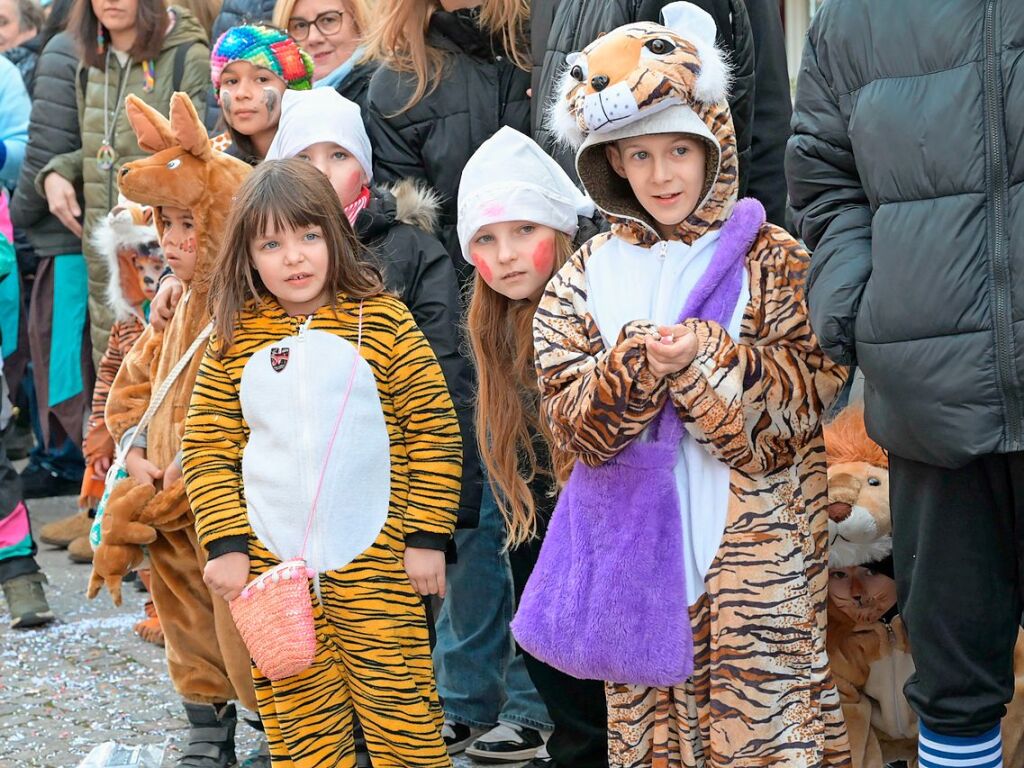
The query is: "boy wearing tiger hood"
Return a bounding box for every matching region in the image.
[533,3,850,766]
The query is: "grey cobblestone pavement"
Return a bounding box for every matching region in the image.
[0,495,484,768]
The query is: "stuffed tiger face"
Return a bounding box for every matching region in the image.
[549,4,728,149]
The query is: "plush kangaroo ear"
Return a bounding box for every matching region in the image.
[125,95,175,153]
[169,92,211,161]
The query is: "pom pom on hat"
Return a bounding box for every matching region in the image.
[211,24,315,94]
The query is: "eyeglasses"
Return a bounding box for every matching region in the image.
[287,10,344,41]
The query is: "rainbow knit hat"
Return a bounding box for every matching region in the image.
[211,24,315,94]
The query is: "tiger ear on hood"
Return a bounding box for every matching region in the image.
[169,92,212,162]
[125,95,175,154]
[659,1,729,104]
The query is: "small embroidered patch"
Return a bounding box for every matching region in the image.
[270,347,290,372]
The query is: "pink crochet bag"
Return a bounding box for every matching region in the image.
[228,302,363,681]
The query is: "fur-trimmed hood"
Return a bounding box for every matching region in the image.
[356,179,441,242]
[91,203,163,322]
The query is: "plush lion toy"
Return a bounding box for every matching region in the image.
[824,406,1024,768]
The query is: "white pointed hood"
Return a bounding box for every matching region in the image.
[457,127,595,264]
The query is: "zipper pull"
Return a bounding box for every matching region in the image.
[296,315,313,341]
[659,242,669,259]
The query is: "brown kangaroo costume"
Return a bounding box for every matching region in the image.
[87,92,257,766]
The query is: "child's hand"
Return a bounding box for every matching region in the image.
[150,276,183,331]
[92,456,111,480]
[125,447,162,487]
[162,459,182,489]
[645,324,699,379]
[405,547,446,598]
[203,551,251,602]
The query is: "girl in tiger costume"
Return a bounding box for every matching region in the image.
[183,159,461,767]
[530,3,851,766]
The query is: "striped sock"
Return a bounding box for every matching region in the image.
[919,723,1002,768]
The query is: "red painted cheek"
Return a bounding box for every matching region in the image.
[530,237,556,277]
[474,256,493,284]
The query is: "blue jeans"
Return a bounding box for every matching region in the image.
[433,484,552,731]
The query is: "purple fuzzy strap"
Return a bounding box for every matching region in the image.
[650,198,766,443]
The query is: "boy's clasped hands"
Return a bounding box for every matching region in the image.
[645,324,699,379]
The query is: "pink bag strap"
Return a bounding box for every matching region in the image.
[298,301,364,560]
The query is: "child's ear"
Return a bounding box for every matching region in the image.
[125,95,175,153]
[605,143,627,179]
[169,93,212,161]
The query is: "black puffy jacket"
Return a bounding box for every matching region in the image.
[787,0,1024,467]
[356,180,480,531]
[10,31,82,261]
[366,8,530,273]
[532,1,756,204]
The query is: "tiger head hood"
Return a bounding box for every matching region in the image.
[548,1,738,246]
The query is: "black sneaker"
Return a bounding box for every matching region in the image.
[441,720,483,756]
[465,723,547,763]
[19,463,82,499]
[526,744,552,767]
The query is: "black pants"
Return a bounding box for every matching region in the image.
[509,515,609,768]
[889,451,1024,737]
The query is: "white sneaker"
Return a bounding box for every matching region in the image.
[464,722,549,763]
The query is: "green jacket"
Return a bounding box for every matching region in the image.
[38,7,209,360]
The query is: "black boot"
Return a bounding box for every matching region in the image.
[179,702,237,767]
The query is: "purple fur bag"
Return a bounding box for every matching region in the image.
[511,199,765,687]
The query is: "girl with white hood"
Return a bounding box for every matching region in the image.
[458,126,607,768]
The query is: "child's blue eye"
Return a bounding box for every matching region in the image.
[262,241,279,250]
[475,235,494,245]
[303,232,320,241]
[632,151,648,161]
[674,146,690,156]
[332,151,348,160]
[519,225,536,235]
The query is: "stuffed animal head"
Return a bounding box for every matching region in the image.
[119,92,252,297]
[824,406,896,626]
[550,3,728,148]
[92,201,164,321]
[547,2,737,245]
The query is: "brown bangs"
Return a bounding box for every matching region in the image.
[210,159,385,355]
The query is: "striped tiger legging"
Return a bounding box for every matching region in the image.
[248,530,451,768]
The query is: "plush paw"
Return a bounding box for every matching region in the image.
[87,543,144,605]
[138,477,190,530]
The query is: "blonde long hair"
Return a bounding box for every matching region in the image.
[366,0,529,113]
[467,231,574,546]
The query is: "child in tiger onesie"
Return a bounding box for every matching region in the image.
[183,159,461,768]
[530,4,851,766]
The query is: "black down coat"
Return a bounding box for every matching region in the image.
[10,31,82,261]
[356,180,480,531]
[365,8,531,272]
[786,0,1024,467]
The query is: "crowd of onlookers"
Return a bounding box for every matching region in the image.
[1,1,1023,768]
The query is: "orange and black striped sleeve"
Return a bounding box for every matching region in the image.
[386,303,461,550]
[182,337,252,558]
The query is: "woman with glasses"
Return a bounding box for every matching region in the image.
[272,0,375,107]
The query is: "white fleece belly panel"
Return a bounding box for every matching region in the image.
[239,328,391,573]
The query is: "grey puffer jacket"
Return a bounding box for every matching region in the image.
[786,0,1024,467]
[10,31,83,261]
